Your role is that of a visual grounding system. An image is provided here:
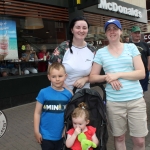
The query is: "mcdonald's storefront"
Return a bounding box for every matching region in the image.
[83,0,147,48]
[0,0,147,109]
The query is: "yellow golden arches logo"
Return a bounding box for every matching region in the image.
[77,0,81,4]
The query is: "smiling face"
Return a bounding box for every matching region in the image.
[71,20,88,41]
[105,24,122,42]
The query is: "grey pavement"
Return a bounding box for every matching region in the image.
[0,85,150,150]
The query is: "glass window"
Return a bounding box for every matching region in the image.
[0,16,67,76]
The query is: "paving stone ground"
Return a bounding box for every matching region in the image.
[0,85,150,150]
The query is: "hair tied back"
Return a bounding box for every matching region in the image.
[78,102,87,109]
[82,106,85,109]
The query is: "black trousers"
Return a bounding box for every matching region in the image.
[41,138,63,150]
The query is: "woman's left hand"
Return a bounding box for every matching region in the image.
[110,80,122,90]
[73,77,87,89]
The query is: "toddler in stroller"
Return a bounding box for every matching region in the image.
[66,102,99,149]
[64,86,108,150]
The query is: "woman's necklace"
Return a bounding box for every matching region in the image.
[113,49,120,54]
[108,44,123,55]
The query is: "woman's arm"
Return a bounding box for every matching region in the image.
[34,101,43,144]
[73,76,90,89]
[90,62,122,90]
[50,41,69,63]
[105,55,145,83]
[34,52,38,61]
[89,62,107,83]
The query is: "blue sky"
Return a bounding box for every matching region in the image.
[0,20,17,38]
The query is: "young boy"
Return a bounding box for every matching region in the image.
[34,62,72,150]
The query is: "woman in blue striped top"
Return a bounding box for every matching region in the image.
[89,18,148,150]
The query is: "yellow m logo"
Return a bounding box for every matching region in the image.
[77,0,81,4]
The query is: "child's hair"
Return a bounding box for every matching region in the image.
[47,62,66,75]
[41,45,47,50]
[72,102,89,121]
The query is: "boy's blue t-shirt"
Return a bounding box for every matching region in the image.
[36,86,72,141]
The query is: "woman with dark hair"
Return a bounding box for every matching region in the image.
[50,16,96,91]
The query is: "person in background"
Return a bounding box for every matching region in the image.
[20,44,38,74]
[123,35,130,43]
[120,37,123,43]
[1,70,8,77]
[0,62,10,77]
[149,72,150,84]
[66,102,99,150]
[89,18,148,150]
[38,45,50,72]
[50,16,96,92]
[130,26,150,93]
[34,62,72,150]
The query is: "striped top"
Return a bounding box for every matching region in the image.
[94,43,143,101]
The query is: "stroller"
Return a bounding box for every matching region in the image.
[63,84,108,150]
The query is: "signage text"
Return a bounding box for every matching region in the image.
[98,0,142,18]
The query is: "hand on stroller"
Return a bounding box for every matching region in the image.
[35,132,42,144]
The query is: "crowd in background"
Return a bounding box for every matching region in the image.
[1,23,150,88]
[0,44,51,77]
